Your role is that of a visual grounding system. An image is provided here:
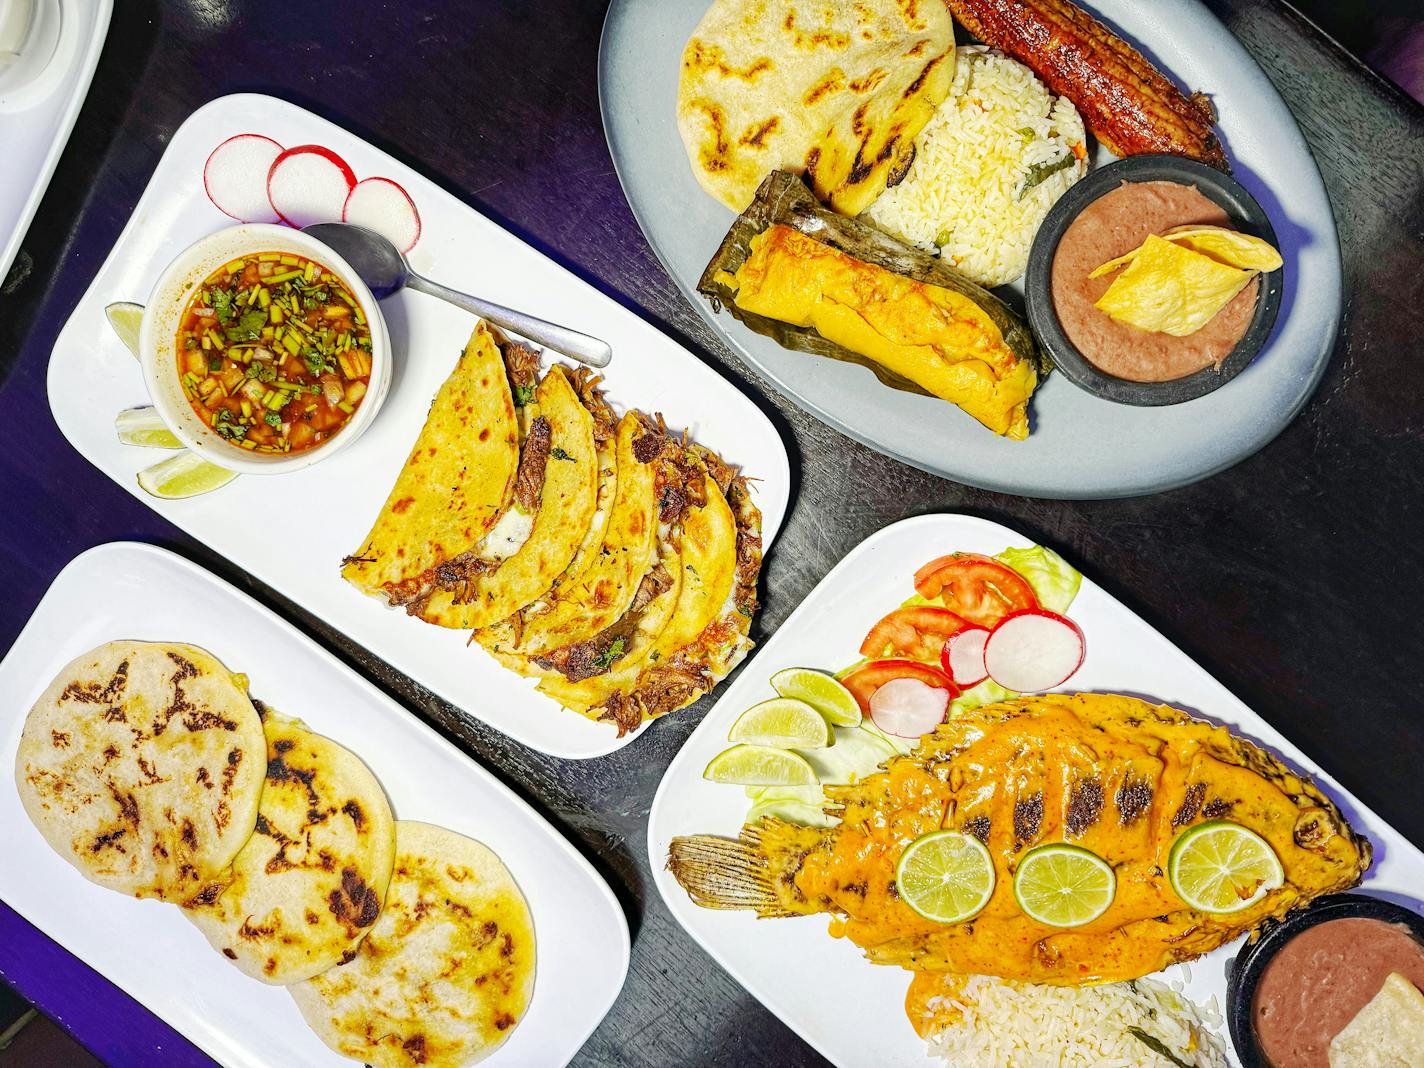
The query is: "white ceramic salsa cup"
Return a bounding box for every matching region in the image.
[138,223,392,474]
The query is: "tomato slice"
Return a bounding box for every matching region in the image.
[860,606,971,662]
[841,659,959,716]
[912,554,1038,628]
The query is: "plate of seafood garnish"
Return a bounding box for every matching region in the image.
[600,0,1342,497]
[648,514,1424,1067]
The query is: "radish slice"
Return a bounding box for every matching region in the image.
[869,678,951,739]
[983,610,1085,692]
[267,145,357,228]
[941,625,991,687]
[204,134,283,222]
[343,176,422,253]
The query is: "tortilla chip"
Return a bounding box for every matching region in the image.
[1161,225,1284,272]
[1093,234,1255,337]
[1328,971,1424,1068]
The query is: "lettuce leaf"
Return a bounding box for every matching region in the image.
[995,545,1081,613]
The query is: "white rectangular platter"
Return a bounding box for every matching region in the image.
[648,513,1424,1068]
[47,92,790,759]
[0,541,630,1068]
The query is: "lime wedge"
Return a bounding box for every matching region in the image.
[702,744,817,786]
[105,302,145,359]
[728,698,834,749]
[896,830,996,924]
[770,667,861,726]
[136,452,238,499]
[115,407,183,449]
[1013,843,1116,927]
[1168,820,1283,914]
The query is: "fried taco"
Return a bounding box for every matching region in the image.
[477,411,688,666]
[341,321,522,605]
[409,366,616,630]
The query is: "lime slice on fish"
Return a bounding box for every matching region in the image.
[115,407,183,449]
[896,830,996,924]
[770,667,861,726]
[1013,843,1116,927]
[728,698,834,749]
[105,301,144,359]
[1168,820,1283,914]
[136,452,238,499]
[702,744,817,786]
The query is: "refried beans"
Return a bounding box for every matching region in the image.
[1051,180,1259,382]
[1253,917,1424,1068]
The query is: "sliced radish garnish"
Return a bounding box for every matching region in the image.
[983,610,1085,693]
[204,134,284,222]
[267,145,357,228]
[941,625,991,687]
[869,678,951,738]
[343,176,421,253]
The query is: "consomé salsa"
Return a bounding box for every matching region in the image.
[176,252,372,454]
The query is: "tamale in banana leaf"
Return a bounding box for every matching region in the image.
[698,170,1049,439]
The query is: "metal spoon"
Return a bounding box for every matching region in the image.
[303,222,612,368]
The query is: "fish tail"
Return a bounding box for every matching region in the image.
[667,824,810,918]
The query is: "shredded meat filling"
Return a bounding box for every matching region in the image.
[512,416,552,511]
[503,341,541,396]
[535,563,675,682]
[571,368,617,444]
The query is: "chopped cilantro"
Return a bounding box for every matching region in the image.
[551,447,576,462]
[263,411,283,428]
[224,307,268,343]
[513,383,536,407]
[301,349,328,376]
[207,355,222,372]
[591,638,627,671]
[211,288,234,324]
[244,361,277,383]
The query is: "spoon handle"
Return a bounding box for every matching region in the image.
[406,275,612,368]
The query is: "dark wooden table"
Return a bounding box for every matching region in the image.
[1,2,1421,1065]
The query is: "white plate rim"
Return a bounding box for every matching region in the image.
[0,0,112,282]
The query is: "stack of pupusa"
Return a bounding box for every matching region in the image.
[14,639,535,1067]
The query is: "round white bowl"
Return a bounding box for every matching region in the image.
[138,223,392,474]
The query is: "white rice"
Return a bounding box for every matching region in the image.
[864,45,1088,287]
[921,974,1229,1068]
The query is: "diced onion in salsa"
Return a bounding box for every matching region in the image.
[175,252,373,455]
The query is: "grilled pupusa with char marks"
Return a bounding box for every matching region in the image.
[669,693,1369,986]
[944,0,1228,169]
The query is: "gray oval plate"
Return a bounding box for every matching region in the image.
[598,0,1342,499]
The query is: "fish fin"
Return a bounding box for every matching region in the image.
[667,823,813,918]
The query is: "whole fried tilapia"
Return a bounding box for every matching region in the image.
[669,693,1369,986]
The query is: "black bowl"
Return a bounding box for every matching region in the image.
[1226,892,1424,1067]
[1024,155,1283,406]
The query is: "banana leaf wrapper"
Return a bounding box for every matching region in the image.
[697,170,1050,397]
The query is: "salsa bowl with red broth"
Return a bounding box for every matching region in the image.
[138,224,391,473]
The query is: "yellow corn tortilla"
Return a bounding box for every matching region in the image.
[341,322,518,600]
[480,411,661,662]
[540,470,737,719]
[1093,234,1256,337]
[412,367,600,630]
